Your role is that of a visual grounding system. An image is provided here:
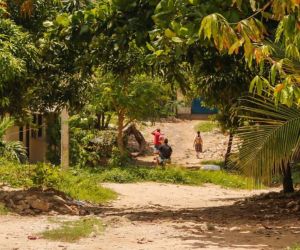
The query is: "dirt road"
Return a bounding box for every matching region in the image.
[137,120,228,168]
[0,120,299,249]
[0,183,298,250]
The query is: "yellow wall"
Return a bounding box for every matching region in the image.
[4,122,48,163]
[3,126,19,142]
[29,126,47,163]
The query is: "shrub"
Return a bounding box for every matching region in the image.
[31,163,61,188]
[57,171,117,203]
[0,159,60,188]
[99,168,136,183]
[0,158,34,187]
[107,147,131,167]
[0,158,117,203]
[70,128,118,167]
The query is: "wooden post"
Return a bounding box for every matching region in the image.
[61,107,69,170]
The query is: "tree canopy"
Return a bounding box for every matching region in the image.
[0,15,38,115]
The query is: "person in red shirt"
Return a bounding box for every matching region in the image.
[151,128,161,152]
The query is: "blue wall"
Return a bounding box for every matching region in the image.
[191,98,218,114]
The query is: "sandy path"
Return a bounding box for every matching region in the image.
[1,183,298,250]
[137,120,228,168]
[103,183,265,210]
[0,121,298,249]
[97,183,281,250]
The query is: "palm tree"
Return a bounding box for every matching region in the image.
[0,117,27,163]
[230,96,300,192]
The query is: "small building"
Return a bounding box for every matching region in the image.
[177,91,217,118]
[3,108,69,166]
[4,114,48,163]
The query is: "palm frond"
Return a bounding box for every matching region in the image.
[0,141,27,163]
[0,117,14,139]
[0,117,27,163]
[230,96,300,183]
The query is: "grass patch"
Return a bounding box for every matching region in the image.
[0,157,260,206]
[41,217,103,242]
[58,171,117,204]
[194,121,219,133]
[96,165,261,189]
[0,158,117,204]
[287,245,300,250]
[0,203,9,215]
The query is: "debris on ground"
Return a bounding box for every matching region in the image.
[0,187,97,215]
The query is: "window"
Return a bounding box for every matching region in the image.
[31,114,43,138]
[31,114,37,138]
[38,114,43,137]
[19,126,23,142]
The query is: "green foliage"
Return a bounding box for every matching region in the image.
[41,217,104,242]
[37,0,160,111]
[5,0,61,33]
[0,158,116,203]
[187,48,254,132]
[108,147,131,167]
[0,203,9,215]
[151,1,254,134]
[0,158,34,187]
[92,70,172,152]
[46,113,119,168]
[194,121,219,133]
[70,123,118,167]
[57,171,117,203]
[287,245,300,250]
[93,71,172,123]
[197,0,300,104]
[97,165,260,189]
[99,167,137,183]
[0,202,9,215]
[31,163,60,188]
[0,117,27,163]
[0,159,60,188]
[0,18,38,114]
[230,96,300,184]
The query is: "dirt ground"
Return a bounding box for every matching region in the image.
[136,120,228,168]
[0,183,299,250]
[0,120,299,249]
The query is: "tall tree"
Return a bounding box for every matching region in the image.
[199,0,300,104]
[149,0,255,164]
[43,0,163,152]
[93,70,171,153]
[197,0,300,190]
[0,8,38,116]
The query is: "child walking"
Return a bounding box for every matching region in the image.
[193,131,203,158]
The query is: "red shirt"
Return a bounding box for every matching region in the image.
[153,131,161,145]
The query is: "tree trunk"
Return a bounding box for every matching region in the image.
[95,113,101,130]
[117,111,125,154]
[224,131,233,169]
[101,112,105,129]
[105,114,111,129]
[282,162,294,193]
